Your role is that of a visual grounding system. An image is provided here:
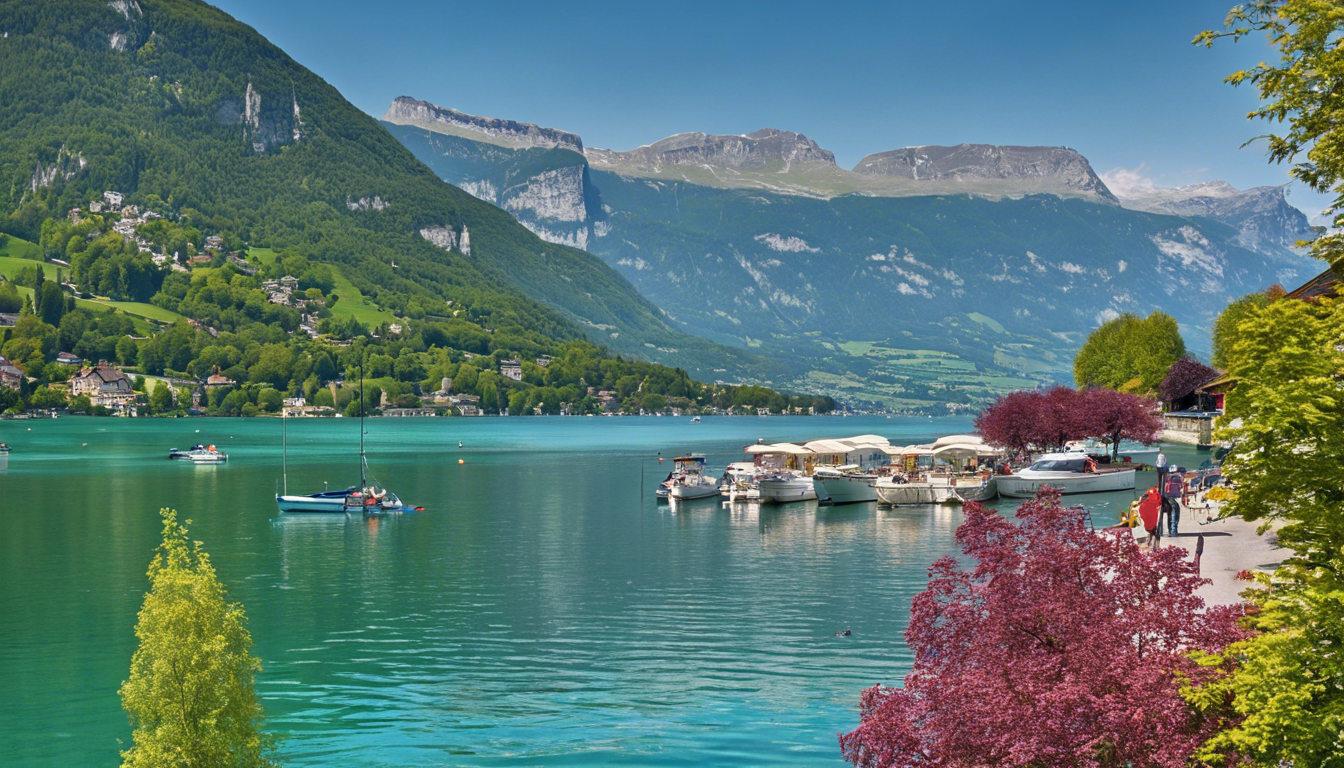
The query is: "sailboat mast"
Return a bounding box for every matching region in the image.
[359,361,367,490]
[282,406,288,496]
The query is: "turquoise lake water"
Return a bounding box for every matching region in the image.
[0,415,1195,766]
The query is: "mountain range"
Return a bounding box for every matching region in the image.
[383,97,1319,407]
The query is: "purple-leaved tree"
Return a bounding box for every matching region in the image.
[840,491,1246,768]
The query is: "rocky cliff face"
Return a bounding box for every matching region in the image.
[853,144,1118,203]
[1114,181,1316,255]
[384,119,600,252]
[586,128,836,172]
[383,96,584,153]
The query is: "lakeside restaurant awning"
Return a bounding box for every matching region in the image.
[931,443,995,458]
[883,445,935,456]
[932,434,984,448]
[803,439,857,455]
[744,442,812,455]
[838,434,891,446]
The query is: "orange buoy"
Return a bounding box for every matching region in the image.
[458,459,465,465]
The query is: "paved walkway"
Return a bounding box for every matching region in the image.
[1157,509,1284,607]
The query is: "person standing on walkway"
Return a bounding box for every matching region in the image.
[1155,450,1169,537]
[1164,469,1183,536]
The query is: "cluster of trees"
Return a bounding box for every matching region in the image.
[974,386,1163,459]
[0,252,829,417]
[1073,311,1186,393]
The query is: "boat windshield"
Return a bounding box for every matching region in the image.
[1028,457,1088,473]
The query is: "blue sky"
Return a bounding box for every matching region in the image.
[214,0,1329,217]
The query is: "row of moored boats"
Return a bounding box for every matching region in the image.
[657,434,1154,506]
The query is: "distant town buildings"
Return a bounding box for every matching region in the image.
[500,360,523,381]
[71,361,136,413]
[0,356,22,390]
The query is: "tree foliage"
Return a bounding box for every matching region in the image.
[1158,355,1218,404]
[1212,292,1270,370]
[1180,295,1344,765]
[975,386,1162,457]
[119,509,277,768]
[1074,312,1186,393]
[840,491,1247,768]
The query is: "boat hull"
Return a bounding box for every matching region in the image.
[996,469,1136,498]
[670,483,720,500]
[952,476,998,502]
[758,476,817,504]
[875,481,956,506]
[277,494,351,513]
[816,474,877,504]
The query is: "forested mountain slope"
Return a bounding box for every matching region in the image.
[0,0,765,380]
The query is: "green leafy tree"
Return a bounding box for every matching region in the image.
[119,509,277,768]
[1179,295,1344,766]
[149,381,172,415]
[1074,311,1185,393]
[0,281,21,313]
[1211,291,1270,370]
[29,385,67,410]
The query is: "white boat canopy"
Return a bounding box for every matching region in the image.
[838,434,891,446]
[932,434,984,448]
[931,443,994,457]
[883,445,935,456]
[744,442,813,455]
[803,439,857,455]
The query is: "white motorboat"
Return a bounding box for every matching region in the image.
[874,476,956,506]
[758,471,817,504]
[188,446,227,463]
[814,466,878,504]
[658,455,720,501]
[996,452,1136,498]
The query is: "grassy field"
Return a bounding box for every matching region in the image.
[0,235,41,260]
[0,253,187,326]
[248,247,397,327]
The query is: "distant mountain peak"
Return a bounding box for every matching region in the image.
[382,96,584,153]
[1113,179,1315,254]
[852,144,1118,203]
[589,128,837,172]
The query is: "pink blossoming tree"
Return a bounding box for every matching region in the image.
[839,491,1246,768]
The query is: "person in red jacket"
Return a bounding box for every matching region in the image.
[1137,487,1162,550]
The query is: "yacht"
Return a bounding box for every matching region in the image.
[813,465,878,504]
[874,475,956,506]
[996,452,1137,498]
[758,471,818,504]
[658,455,721,501]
